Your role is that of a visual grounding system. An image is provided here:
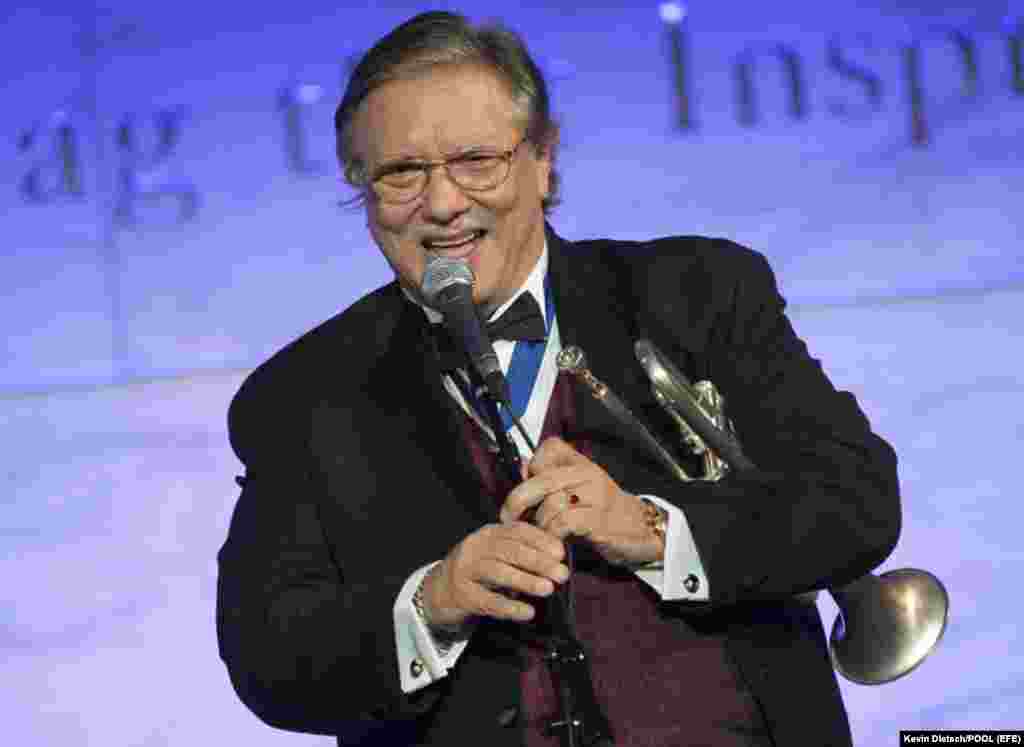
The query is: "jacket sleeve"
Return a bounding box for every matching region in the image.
[599,244,901,609]
[215,382,443,736]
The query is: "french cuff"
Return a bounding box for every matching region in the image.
[632,495,710,601]
[393,561,473,694]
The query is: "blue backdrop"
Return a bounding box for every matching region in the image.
[2,1,1022,744]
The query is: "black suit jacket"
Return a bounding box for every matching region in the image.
[217,227,901,746]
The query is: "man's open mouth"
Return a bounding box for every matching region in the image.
[423,229,487,254]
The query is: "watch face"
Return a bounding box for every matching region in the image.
[642,499,667,538]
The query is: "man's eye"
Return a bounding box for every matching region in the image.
[389,164,423,176]
[455,154,500,170]
[378,165,423,184]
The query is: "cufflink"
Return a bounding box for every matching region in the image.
[683,574,700,594]
[410,659,424,678]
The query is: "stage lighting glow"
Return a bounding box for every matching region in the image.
[297,83,322,104]
[659,2,687,25]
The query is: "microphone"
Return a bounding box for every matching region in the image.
[420,253,511,406]
[422,260,609,746]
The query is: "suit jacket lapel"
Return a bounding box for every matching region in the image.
[546,226,657,446]
[546,226,710,486]
[371,294,498,523]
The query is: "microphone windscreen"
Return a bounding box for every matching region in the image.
[421,254,474,309]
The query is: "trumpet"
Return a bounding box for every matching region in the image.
[557,341,948,685]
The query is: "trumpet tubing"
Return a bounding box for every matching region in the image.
[556,346,693,483]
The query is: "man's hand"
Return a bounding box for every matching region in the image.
[501,437,664,567]
[420,522,570,629]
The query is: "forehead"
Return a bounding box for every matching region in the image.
[350,64,523,164]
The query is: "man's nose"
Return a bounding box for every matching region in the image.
[421,166,471,222]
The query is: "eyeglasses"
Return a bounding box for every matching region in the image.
[366,138,527,204]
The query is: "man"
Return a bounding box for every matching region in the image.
[217,11,900,747]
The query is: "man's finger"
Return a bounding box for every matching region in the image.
[475,586,536,622]
[499,481,547,524]
[527,436,580,476]
[545,508,593,541]
[532,489,575,531]
[501,468,589,523]
[491,535,568,581]
[477,557,556,598]
[501,521,567,563]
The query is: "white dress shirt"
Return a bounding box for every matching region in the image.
[393,243,709,694]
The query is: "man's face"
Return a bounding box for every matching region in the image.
[349,64,552,314]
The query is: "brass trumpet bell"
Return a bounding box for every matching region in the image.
[829,568,949,685]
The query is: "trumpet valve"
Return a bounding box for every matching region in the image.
[558,346,608,399]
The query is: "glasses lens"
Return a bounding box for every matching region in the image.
[448,154,508,191]
[374,169,426,203]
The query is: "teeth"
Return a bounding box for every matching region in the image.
[426,231,481,249]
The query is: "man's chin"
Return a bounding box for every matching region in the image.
[474,284,519,320]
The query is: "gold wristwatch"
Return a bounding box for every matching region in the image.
[640,498,668,555]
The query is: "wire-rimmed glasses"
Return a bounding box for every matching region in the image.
[366,138,527,204]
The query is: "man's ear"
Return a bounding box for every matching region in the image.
[534,128,558,198]
[537,157,552,199]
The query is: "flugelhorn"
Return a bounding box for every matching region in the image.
[557,341,948,685]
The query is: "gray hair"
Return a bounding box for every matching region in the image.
[334,11,561,213]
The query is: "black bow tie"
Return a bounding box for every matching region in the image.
[485,292,547,343]
[430,292,546,372]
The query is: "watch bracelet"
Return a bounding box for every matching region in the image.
[413,569,463,648]
[640,497,668,546]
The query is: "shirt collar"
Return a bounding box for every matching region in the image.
[403,241,549,329]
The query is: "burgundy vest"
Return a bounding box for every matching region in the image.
[455,372,773,747]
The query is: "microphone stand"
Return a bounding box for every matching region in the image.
[471,376,614,747]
